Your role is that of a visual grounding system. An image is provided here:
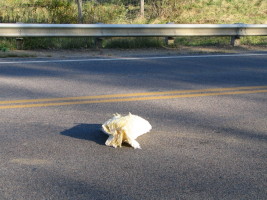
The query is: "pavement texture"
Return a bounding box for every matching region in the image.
[0,53,266,199]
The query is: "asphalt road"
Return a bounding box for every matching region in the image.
[0,53,267,200]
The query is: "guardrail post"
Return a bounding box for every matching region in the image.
[230,36,241,46]
[230,23,244,46]
[165,22,175,46]
[94,23,104,49]
[15,22,24,49]
[16,38,24,50]
[94,37,103,49]
[165,37,175,46]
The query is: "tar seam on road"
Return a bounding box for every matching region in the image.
[0,53,266,64]
[0,86,267,110]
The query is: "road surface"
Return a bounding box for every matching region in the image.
[0,53,267,199]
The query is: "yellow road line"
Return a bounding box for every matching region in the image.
[1,85,267,105]
[1,89,267,110]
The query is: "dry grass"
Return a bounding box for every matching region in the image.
[1,0,266,24]
[146,0,267,24]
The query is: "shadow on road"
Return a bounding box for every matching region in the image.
[60,123,107,146]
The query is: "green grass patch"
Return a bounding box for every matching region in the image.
[103,36,267,48]
[0,38,17,52]
[22,37,95,49]
[0,52,36,58]
[174,37,231,46]
[103,37,164,48]
[175,36,267,46]
[240,36,267,45]
[1,36,266,51]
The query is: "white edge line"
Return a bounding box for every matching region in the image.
[0,53,266,64]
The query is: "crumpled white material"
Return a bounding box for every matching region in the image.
[102,113,152,149]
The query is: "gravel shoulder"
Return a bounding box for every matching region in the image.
[1,45,267,58]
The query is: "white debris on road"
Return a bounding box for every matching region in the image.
[102,113,152,149]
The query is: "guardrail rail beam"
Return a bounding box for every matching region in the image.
[0,23,266,47]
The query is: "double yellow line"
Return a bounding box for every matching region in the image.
[1,86,267,109]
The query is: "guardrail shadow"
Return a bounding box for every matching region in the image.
[60,123,107,146]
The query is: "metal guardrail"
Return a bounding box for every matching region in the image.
[0,23,266,47]
[0,23,267,37]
